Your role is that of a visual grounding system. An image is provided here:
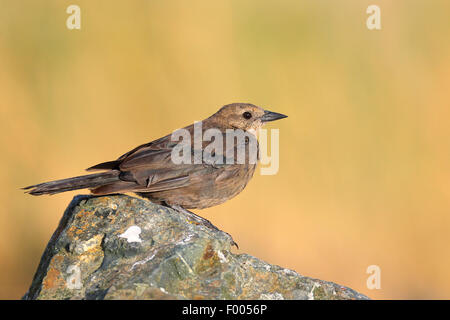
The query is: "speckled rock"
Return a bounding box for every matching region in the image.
[23,195,369,300]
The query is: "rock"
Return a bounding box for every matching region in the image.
[23,195,369,300]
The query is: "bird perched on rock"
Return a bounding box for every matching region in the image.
[24,103,287,246]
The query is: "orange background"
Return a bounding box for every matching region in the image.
[1,0,450,299]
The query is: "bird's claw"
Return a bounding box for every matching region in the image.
[169,204,239,250]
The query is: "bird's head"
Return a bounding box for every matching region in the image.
[210,103,287,132]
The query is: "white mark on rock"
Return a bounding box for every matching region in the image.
[308,283,321,300]
[260,292,284,300]
[130,253,156,271]
[176,233,194,245]
[217,250,228,263]
[74,234,103,254]
[282,268,298,276]
[160,287,169,294]
[66,264,82,289]
[176,252,194,274]
[119,225,142,243]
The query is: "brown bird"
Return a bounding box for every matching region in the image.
[24,103,287,246]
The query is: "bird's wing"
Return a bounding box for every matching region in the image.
[115,130,212,190]
[87,123,249,193]
[86,131,183,172]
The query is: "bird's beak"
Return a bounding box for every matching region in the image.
[261,110,288,122]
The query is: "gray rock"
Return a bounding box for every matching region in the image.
[23,195,369,300]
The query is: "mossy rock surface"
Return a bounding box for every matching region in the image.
[23,195,369,300]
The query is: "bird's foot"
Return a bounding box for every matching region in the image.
[168,204,239,249]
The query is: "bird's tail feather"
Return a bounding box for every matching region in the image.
[23,171,120,196]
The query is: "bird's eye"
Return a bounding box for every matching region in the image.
[243,112,252,119]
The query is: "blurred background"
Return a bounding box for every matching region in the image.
[1,0,449,299]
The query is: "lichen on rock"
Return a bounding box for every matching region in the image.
[23,195,369,300]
